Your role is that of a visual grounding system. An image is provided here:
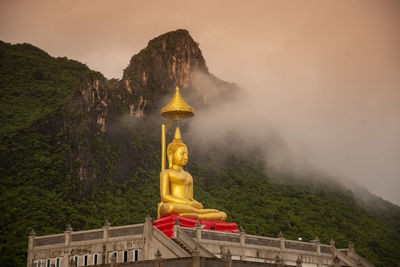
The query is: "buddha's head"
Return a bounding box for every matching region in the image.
[167,127,188,168]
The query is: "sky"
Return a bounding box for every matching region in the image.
[1,0,399,205]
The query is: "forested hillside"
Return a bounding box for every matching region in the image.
[0,30,399,267]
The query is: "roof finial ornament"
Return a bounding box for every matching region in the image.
[296,255,302,266]
[313,236,320,244]
[154,249,162,259]
[193,245,200,256]
[278,230,284,238]
[274,253,283,264]
[195,220,201,228]
[145,214,152,223]
[66,224,73,232]
[225,249,232,259]
[348,241,354,252]
[29,229,36,237]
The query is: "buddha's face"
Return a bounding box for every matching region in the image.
[173,146,188,167]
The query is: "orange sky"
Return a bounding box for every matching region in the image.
[1,0,400,205]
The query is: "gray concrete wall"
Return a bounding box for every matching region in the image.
[28,219,373,267]
[28,224,145,267]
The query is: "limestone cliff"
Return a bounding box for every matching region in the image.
[120,29,239,115]
[65,29,239,141]
[62,29,239,189]
[124,29,208,88]
[63,76,109,188]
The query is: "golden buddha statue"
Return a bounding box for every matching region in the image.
[158,83,226,222]
[158,127,226,221]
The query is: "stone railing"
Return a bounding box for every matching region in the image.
[320,245,332,254]
[284,240,317,252]
[179,226,336,256]
[245,235,280,248]
[176,228,216,258]
[34,234,65,247]
[71,230,103,242]
[181,228,196,238]
[201,231,241,243]
[30,224,144,249]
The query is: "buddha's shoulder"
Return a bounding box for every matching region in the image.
[160,169,180,175]
[160,169,191,177]
[160,169,171,176]
[184,171,192,178]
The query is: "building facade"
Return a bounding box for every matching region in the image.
[27,216,373,267]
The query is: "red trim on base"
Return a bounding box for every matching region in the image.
[152,214,238,238]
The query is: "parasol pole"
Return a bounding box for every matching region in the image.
[161,122,166,170]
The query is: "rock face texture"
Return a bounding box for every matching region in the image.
[67,29,239,137]
[73,78,109,134]
[124,29,208,87]
[122,29,208,110]
[64,77,109,184]
[121,29,239,115]
[61,29,238,187]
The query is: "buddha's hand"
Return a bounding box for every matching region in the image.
[187,200,203,209]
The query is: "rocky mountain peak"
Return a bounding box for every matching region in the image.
[123,29,208,91]
[120,29,238,115]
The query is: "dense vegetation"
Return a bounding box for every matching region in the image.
[0,40,399,267]
[0,40,102,266]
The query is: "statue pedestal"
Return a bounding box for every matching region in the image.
[153,214,238,238]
